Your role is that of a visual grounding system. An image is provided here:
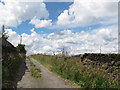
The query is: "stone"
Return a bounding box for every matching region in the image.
[106,66,114,73]
[113,66,119,69]
[102,64,108,70]
[118,66,120,69]
[112,69,119,75]
[115,61,120,66]
[111,61,115,66]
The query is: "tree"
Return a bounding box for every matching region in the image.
[16,44,26,54]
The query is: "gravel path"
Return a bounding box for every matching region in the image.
[16,58,73,88]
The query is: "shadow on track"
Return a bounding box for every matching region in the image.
[13,58,29,88]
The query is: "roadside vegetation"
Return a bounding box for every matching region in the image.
[16,44,26,54]
[27,56,41,78]
[2,25,27,88]
[30,61,36,67]
[30,67,41,78]
[2,46,26,88]
[30,54,120,88]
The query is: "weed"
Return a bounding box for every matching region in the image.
[30,67,41,78]
[29,61,35,67]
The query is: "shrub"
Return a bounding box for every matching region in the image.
[16,44,26,54]
[29,61,35,67]
[30,67,41,78]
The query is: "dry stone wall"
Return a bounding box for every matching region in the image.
[73,53,120,78]
[82,53,120,63]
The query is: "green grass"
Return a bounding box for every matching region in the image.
[27,56,41,78]
[27,56,35,67]
[30,54,120,88]
[29,61,35,67]
[27,56,31,61]
[30,67,41,78]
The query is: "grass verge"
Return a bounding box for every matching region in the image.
[29,61,35,67]
[30,67,41,78]
[30,54,120,88]
[27,56,41,78]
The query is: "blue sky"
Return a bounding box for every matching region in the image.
[8,2,74,35]
[0,0,118,55]
[7,2,110,35]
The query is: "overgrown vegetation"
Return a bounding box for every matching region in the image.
[29,61,35,67]
[31,54,120,88]
[27,56,30,61]
[27,56,41,78]
[16,44,26,54]
[30,67,41,78]
[2,30,26,88]
[2,46,26,88]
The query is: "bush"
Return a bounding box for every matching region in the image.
[29,61,35,67]
[16,44,26,54]
[30,67,41,78]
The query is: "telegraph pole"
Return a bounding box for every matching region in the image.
[20,35,22,44]
[100,45,101,54]
[2,25,5,34]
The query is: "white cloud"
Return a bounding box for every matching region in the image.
[57,10,74,26]
[57,0,118,27]
[1,0,119,2]
[29,17,52,28]
[43,46,52,51]
[4,29,20,46]
[1,0,118,55]
[6,25,118,56]
[0,0,49,27]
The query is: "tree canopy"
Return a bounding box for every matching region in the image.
[16,44,26,54]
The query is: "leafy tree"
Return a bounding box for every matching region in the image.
[16,44,26,54]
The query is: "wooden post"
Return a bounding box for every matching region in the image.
[20,35,22,44]
[100,45,101,54]
[2,25,5,35]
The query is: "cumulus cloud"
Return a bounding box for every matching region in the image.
[4,29,20,46]
[57,0,118,27]
[0,0,49,27]
[29,17,52,28]
[57,10,74,26]
[6,25,118,56]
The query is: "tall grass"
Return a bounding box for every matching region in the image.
[30,67,41,78]
[31,54,120,88]
[29,61,36,67]
[27,56,41,78]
